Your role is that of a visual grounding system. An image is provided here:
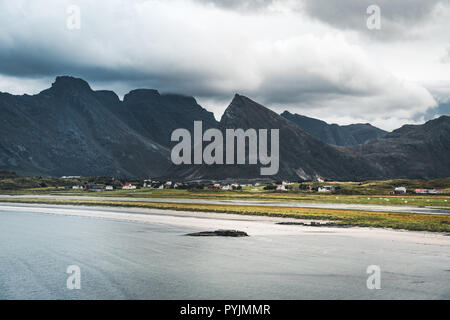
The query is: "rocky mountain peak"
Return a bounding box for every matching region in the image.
[50,76,92,93]
[123,89,160,104]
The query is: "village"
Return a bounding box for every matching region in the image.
[70,177,444,195]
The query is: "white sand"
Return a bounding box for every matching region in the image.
[0,202,449,246]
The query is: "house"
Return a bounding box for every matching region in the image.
[318,186,335,193]
[231,183,241,190]
[72,185,83,190]
[299,184,312,191]
[122,183,137,190]
[317,177,325,183]
[105,186,114,191]
[428,189,443,194]
[209,184,222,190]
[276,185,287,191]
[222,185,231,191]
[143,180,152,188]
[85,184,105,192]
[394,187,407,194]
[149,181,162,189]
[415,189,443,194]
[173,182,183,189]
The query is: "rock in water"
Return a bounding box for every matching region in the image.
[186,230,249,237]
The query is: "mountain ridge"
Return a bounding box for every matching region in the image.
[0,76,448,180]
[281,111,387,146]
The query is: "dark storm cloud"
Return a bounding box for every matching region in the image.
[302,0,444,40]
[0,0,444,130]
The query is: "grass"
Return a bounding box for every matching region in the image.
[1,175,449,214]
[1,186,450,208]
[0,197,449,233]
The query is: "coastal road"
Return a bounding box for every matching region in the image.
[0,194,449,215]
[0,203,449,299]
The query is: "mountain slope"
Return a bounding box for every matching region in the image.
[281,111,387,146]
[348,116,450,179]
[0,76,211,177]
[168,94,383,181]
[116,89,218,148]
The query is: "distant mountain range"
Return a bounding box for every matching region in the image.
[1,76,449,180]
[281,111,387,146]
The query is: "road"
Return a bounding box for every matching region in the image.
[0,194,449,215]
[0,203,449,299]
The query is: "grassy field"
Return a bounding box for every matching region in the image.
[2,186,448,208]
[0,197,449,233]
[1,174,449,232]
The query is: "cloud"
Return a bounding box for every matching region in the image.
[301,0,446,40]
[193,0,277,11]
[0,0,443,131]
[441,48,450,64]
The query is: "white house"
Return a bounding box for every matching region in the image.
[318,186,335,193]
[394,187,407,194]
[122,183,137,190]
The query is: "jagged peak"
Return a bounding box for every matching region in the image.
[123,89,160,104]
[51,76,92,91]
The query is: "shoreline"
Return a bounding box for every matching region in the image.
[0,195,449,233]
[0,194,449,215]
[1,202,449,246]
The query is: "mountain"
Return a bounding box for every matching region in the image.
[0,76,216,177]
[281,111,387,146]
[1,76,448,180]
[117,89,217,148]
[348,116,450,179]
[168,94,383,181]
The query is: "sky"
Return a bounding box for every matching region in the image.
[1,0,450,131]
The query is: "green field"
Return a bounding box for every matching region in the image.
[1,175,450,208]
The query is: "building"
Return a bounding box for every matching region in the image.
[143,180,152,188]
[318,186,335,193]
[85,184,105,192]
[122,183,137,190]
[276,185,287,191]
[415,189,443,194]
[394,187,407,194]
[299,184,312,191]
[209,184,222,190]
[105,186,114,191]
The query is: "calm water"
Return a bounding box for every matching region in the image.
[0,208,449,299]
